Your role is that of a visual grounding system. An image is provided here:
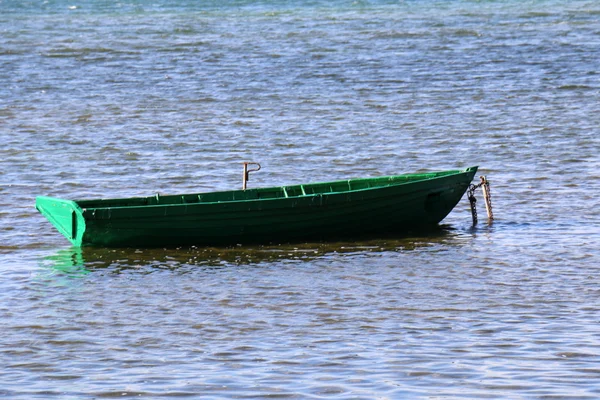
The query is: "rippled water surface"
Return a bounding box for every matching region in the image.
[1,0,599,398]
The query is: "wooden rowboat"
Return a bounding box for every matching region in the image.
[36,166,478,247]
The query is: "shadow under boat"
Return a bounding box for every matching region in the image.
[40,224,474,274]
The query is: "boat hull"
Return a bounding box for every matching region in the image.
[36,167,478,247]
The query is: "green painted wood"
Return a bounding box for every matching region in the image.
[36,167,478,247]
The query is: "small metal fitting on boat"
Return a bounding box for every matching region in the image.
[242,162,261,190]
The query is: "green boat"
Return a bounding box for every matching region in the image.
[36,166,478,247]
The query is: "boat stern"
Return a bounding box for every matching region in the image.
[36,196,86,246]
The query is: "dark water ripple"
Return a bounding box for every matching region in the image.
[1,0,600,398]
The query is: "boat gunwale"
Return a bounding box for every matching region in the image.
[74,167,478,212]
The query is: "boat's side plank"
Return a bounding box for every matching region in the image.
[78,172,474,246]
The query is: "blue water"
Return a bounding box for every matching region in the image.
[1,0,599,398]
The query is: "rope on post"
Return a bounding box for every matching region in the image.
[467,184,478,226]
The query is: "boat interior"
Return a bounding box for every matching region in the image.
[76,170,460,209]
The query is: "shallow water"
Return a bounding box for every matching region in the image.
[1,0,599,398]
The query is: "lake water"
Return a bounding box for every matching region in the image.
[1,0,599,398]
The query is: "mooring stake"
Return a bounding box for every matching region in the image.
[480,176,494,222]
[242,162,261,190]
[467,175,493,225]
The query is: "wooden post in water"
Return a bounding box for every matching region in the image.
[480,176,494,222]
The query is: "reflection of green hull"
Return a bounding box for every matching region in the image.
[36,167,478,247]
[43,231,459,273]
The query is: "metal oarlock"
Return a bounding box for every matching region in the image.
[467,176,494,225]
[242,162,261,190]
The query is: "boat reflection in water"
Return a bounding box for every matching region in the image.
[41,225,473,275]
